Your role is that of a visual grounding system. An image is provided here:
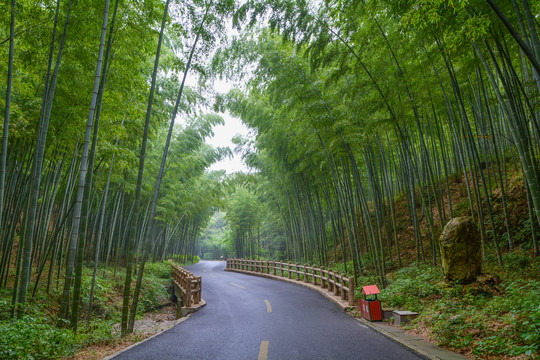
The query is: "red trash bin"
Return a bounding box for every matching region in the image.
[359,285,382,321]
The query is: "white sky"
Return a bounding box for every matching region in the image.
[207,109,251,173]
[201,77,251,174]
[180,17,252,174]
[204,17,254,174]
[178,74,251,173]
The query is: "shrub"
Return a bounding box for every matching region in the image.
[330,260,355,277]
[138,275,170,314]
[80,271,117,318]
[0,316,77,359]
[380,263,442,311]
[0,297,12,321]
[77,319,118,347]
[415,275,540,357]
[145,260,173,279]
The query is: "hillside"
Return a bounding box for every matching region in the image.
[341,166,539,359]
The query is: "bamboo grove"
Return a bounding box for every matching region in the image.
[2,0,540,339]
[212,0,540,285]
[0,0,235,334]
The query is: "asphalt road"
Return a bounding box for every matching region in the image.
[113,260,424,360]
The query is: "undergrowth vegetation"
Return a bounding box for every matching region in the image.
[373,253,540,359]
[324,164,540,359]
[0,260,177,359]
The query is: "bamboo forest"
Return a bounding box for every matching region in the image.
[0,0,539,359]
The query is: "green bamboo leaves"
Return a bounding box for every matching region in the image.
[213,0,540,286]
[0,0,232,335]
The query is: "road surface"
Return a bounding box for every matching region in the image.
[113,260,424,360]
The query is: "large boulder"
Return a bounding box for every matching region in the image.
[439,217,482,284]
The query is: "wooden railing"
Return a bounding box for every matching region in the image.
[172,265,201,307]
[227,258,356,307]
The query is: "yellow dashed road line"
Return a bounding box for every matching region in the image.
[258,341,269,360]
[230,282,245,289]
[264,300,272,313]
[209,274,216,278]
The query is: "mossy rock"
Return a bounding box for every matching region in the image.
[439,217,482,284]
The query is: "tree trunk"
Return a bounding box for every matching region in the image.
[18,0,70,311]
[58,0,110,330]
[121,0,170,336]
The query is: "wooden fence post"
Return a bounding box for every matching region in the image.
[287,262,291,279]
[185,276,192,307]
[340,274,347,300]
[348,276,355,306]
[197,276,202,304]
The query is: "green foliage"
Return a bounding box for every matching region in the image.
[484,249,540,280]
[76,319,118,347]
[426,279,540,357]
[81,268,118,319]
[380,263,442,312]
[138,277,169,315]
[169,255,201,265]
[199,211,233,259]
[1,0,539,356]
[0,301,9,321]
[380,262,540,357]
[0,316,77,359]
[329,261,354,277]
[477,279,540,356]
[220,173,287,260]
[0,0,170,160]
[0,260,177,358]
[145,260,174,279]
[0,295,118,358]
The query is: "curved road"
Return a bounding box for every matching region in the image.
[113,260,424,360]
